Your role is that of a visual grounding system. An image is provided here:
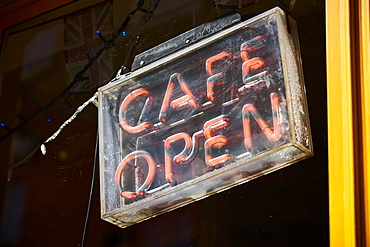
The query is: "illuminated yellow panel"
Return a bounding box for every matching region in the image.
[359,0,370,244]
[327,0,356,246]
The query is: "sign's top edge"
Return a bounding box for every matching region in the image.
[98,7,284,92]
[131,11,242,71]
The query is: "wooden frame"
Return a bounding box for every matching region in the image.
[327,0,370,245]
[359,0,370,244]
[327,0,356,246]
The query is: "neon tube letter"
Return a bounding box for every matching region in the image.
[119,88,153,134]
[242,92,282,150]
[159,73,197,123]
[115,151,156,199]
[203,115,233,166]
[164,132,192,183]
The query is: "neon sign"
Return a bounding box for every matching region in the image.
[98,7,312,228]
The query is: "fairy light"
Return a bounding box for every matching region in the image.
[16,114,27,120]
[95,30,107,43]
[0,0,162,179]
[63,97,75,110]
[0,2,140,142]
[0,123,11,132]
[85,51,92,62]
[44,110,51,122]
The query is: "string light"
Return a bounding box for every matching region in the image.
[0,0,162,178]
[0,1,163,245]
[96,30,107,43]
[16,114,27,121]
[0,123,10,132]
[64,96,75,110]
[85,51,92,62]
[44,110,51,122]
[0,0,140,143]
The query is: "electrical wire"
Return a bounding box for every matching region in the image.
[40,93,98,155]
[0,0,154,143]
[0,0,161,178]
[0,93,97,176]
[80,2,161,244]
[81,130,98,247]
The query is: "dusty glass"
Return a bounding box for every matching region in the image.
[98,7,313,228]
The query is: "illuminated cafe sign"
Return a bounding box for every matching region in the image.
[98,7,313,228]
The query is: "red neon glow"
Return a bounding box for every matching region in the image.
[119,88,153,133]
[204,135,228,149]
[271,93,280,113]
[159,73,197,122]
[165,154,175,183]
[242,57,264,77]
[207,81,215,101]
[206,73,225,103]
[180,130,204,164]
[206,52,231,76]
[204,136,233,166]
[164,133,192,183]
[119,191,137,199]
[170,95,193,110]
[242,92,282,150]
[115,151,156,199]
[241,46,249,61]
[165,133,191,150]
[240,36,265,61]
[159,80,174,122]
[203,115,230,139]
[114,34,288,196]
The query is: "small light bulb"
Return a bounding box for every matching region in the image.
[41,144,47,155]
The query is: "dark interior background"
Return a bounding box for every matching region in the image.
[0,0,327,246]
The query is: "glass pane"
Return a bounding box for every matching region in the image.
[99,7,313,227]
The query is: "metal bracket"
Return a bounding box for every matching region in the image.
[131,12,241,71]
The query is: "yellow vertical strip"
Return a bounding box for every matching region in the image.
[359,0,370,244]
[327,0,357,246]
